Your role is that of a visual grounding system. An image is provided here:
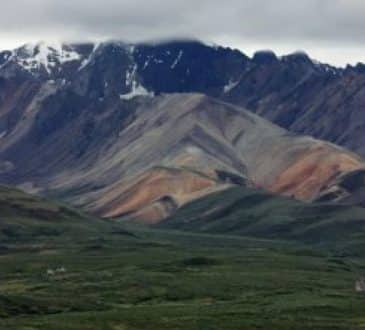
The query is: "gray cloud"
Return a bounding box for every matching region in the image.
[0,0,364,66]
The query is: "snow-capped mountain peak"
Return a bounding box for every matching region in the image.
[0,41,88,77]
[15,42,81,74]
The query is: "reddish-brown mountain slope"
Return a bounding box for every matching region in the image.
[0,89,364,222]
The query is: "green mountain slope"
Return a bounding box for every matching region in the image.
[0,185,115,242]
[160,186,365,252]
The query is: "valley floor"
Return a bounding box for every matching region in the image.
[1,226,365,329]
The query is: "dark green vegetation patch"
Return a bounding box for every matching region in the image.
[163,187,365,254]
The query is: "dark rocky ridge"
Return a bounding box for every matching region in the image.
[2,39,364,157]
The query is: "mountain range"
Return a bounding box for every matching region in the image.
[2,40,365,155]
[1,40,365,222]
[3,39,365,329]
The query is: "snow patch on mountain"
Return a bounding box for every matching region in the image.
[171,51,183,69]
[223,79,240,93]
[142,56,152,70]
[312,59,340,75]
[120,63,154,100]
[0,51,14,69]
[16,42,81,74]
[120,82,154,100]
[79,42,100,71]
[125,64,138,87]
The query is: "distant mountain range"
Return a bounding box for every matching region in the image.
[2,40,365,154]
[1,40,365,222]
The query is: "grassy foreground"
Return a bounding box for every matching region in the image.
[1,225,365,330]
[1,185,365,329]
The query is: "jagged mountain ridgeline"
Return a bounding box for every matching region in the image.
[2,40,365,155]
[1,40,365,222]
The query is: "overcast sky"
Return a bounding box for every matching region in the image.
[1,0,364,66]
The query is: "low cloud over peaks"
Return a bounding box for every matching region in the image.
[1,0,364,66]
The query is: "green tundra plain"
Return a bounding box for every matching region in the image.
[1,186,365,329]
